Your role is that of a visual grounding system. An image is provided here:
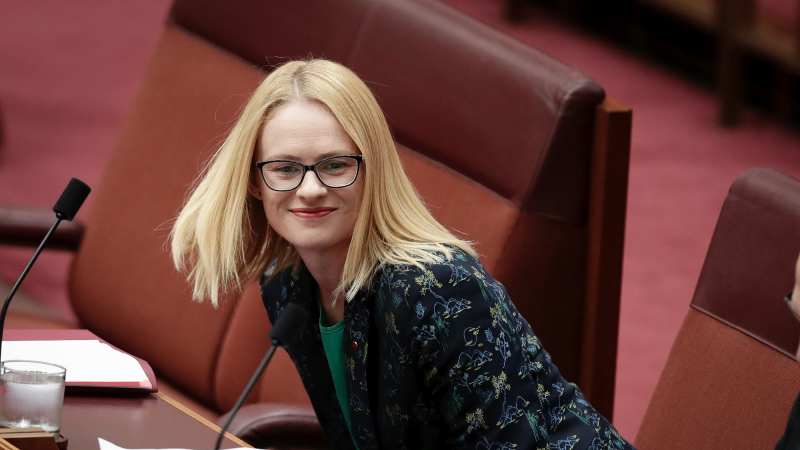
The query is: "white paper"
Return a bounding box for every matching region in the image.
[2,340,148,384]
[98,437,254,450]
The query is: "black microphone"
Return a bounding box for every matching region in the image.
[0,178,91,362]
[52,178,91,220]
[214,303,308,450]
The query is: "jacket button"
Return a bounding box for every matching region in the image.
[351,340,359,352]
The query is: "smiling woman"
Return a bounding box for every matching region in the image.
[253,99,368,321]
[169,59,633,449]
[170,60,471,310]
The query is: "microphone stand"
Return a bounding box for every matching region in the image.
[213,303,306,449]
[0,217,62,363]
[214,344,278,450]
[0,177,90,365]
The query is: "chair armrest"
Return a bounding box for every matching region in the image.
[219,403,327,450]
[0,206,84,251]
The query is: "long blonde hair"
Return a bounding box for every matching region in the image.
[171,59,474,307]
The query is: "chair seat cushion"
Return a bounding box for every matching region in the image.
[6,310,78,329]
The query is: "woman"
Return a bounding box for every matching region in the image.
[171,59,632,449]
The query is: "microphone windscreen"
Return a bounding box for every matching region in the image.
[269,303,308,346]
[52,178,91,220]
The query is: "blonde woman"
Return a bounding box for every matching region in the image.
[171,59,632,450]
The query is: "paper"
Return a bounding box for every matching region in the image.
[2,340,148,384]
[98,437,254,450]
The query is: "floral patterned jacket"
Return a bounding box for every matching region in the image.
[261,250,633,450]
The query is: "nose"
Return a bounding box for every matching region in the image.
[295,169,327,199]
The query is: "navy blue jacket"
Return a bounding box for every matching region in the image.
[261,250,633,449]
[776,392,800,450]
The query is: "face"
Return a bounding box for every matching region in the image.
[254,99,364,260]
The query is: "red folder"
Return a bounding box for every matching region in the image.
[4,329,157,393]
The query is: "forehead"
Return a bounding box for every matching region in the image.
[257,99,357,161]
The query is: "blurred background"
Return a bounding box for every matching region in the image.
[1,0,798,441]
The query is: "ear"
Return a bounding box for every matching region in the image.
[248,178,263,200]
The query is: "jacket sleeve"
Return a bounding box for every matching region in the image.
[396,259,633,450]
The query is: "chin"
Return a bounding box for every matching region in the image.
[287,234,349,254]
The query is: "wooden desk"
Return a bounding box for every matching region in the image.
[60,392,251,449]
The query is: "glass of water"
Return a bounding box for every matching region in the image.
[0,360,66,432]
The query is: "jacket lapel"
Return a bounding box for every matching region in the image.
[344,290,379,450]
[282,267,356,450]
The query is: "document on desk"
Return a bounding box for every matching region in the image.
[2,339,151,389]
[98,438,255,450]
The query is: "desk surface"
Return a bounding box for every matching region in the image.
[62,392,251,449]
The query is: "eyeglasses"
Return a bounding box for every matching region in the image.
[255,155,364,192]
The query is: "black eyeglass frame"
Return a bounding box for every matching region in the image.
[254,154,364,192]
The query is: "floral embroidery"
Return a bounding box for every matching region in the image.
[465,408,487,433]
[262,249,634,450]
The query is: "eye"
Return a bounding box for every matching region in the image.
[268,163,301,174]
[321,161,345,170]
[263,162,303,182]
[318,157,355,174]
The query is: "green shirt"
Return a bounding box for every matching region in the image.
[319,310,354,437]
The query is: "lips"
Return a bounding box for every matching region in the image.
[289,207,337,219]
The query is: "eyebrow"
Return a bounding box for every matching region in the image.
[263,151,358,162]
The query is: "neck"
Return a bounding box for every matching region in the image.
[298,245,348,324]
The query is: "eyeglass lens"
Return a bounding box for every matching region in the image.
[261,156,360,191]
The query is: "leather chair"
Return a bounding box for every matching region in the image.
[0,0,631,446]
[628,0,799,125]
[637,168,800,449]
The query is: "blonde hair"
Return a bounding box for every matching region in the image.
[170,59,475,307]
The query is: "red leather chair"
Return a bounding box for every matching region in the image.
[0,0,631,446]
[637,168,800,449]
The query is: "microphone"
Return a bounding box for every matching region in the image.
[0,178,91,362]
[52,178,91,220]
[214,303,308,450]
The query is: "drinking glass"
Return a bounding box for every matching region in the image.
[0,360,66,432]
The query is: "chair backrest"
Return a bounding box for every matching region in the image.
[69,0,630,416]
[636,168,800,449]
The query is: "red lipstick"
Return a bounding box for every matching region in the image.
[289,207,336,219]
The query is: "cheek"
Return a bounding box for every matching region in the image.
[354,191,364,216]
[261,192,288,220]
[350,174,366,211]
[344,188,364,225]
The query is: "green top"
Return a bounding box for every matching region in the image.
[319,309,354,438]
